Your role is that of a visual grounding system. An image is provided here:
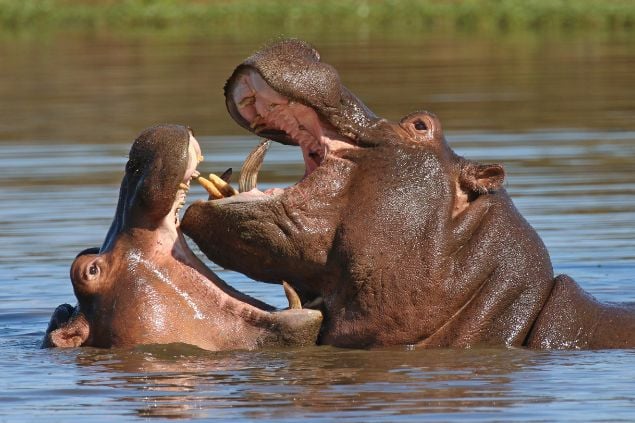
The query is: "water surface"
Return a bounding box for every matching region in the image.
[1,33,634,421]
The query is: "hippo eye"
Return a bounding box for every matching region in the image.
[414,120,428,131]
[88,264,98,276]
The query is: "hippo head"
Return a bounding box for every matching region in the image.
[44,124,322,350]
[182,40,554,348]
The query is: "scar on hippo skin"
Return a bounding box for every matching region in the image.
[43,124,322,351]
[182,38,635,350]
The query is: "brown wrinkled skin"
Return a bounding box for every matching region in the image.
[182,39,635,349]
[42,124,321,350]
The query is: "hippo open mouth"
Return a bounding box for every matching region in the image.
[193,40,380,205]
[173,140,311,315]
[226,68,359,185]
[43,124,322,351]
[198,73,360,206]
[181,39,385,323]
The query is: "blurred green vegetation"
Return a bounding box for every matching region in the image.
[1,0,634,37]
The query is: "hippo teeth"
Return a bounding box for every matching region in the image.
[284,281,324,311]
[197,176,224,199]
[283,281,302,310]
[196,169,239,200]
[208,173,238,197]
[238,96,255,108]
[219,168,233,183]
[239,139,270,193]
[228,69,359,195]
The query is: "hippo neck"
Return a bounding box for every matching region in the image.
[101,160,182,253]
[421,193,554,347]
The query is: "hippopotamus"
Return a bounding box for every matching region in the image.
[181,39,635,349]
[42,124,322,350]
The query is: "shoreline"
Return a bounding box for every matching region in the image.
[2,0,634,37]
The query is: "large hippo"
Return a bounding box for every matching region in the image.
[181,39,635,349]
[43,124,321,350]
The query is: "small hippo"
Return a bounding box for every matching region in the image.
[181,39,635,349]
[43,124,321,351]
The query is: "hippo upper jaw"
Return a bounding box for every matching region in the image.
[225,39,379,146]
[226,67,364,184]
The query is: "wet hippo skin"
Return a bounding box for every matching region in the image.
[181,39,635,349]
[42,124,322,350]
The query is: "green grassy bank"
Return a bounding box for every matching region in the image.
[1,0,634,37]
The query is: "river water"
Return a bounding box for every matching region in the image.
[1,32,635,421]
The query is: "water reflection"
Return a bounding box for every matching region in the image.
[70,345,553,420]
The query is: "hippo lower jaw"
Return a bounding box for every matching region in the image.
[148,166,324,350]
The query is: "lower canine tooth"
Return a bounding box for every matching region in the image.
[239,139,270,193]
[197,176,224,199]
[283,281,302,310]
[208,173,238,197]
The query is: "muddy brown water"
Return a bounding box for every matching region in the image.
[1,32,634,421]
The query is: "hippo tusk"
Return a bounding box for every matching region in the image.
[219,168,233,183]
[207,173,238,197]
[239,139,270,193]
[283,281,302,310]
[197,176,224,200]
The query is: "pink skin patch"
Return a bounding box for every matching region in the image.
[232,70,355,180]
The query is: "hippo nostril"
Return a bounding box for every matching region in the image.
[414,120,428,131]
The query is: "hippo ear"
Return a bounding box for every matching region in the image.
[45,312,90,348]
[459,162,505,195]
